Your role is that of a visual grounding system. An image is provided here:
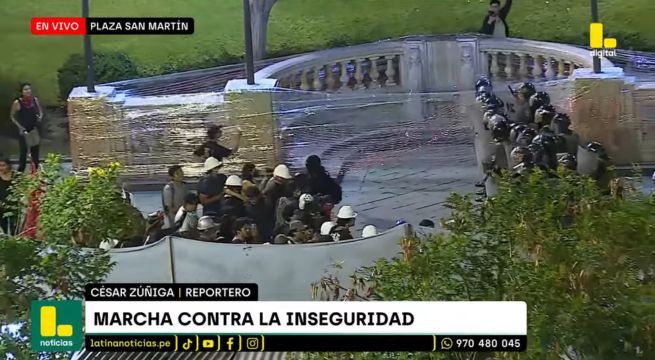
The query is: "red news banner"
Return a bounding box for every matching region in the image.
[31,17,194,35]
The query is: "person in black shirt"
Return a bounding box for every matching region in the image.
[193,125,242,162]
[305,155,342,204]
[0,158,17,235]
[220,175,246,218]
[10,83,43,172]
[198,157,227,217]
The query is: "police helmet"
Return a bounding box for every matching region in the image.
[509,124,527,143]
[586,141,609,159]
[483,95,505,111]
[491,118,511,142]
[511,146,533,164]
[529,91,551,109]
[535,105,557,126]
[558,153,577,170]
[476,77,492,89]
[516,127,537,147]
[518,82,537,96]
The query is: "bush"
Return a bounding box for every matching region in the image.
[306,170,655,359]
[138,47,241,77]
[57,51,139,101]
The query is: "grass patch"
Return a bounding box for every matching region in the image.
[0,0,653,106]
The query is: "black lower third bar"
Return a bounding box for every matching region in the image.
[86,335,527,352]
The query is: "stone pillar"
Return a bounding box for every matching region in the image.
[223,79,280,174]
[569,67,640,165]
[457,37,480,91]
[68,86,128,169]
[400,40,426,92]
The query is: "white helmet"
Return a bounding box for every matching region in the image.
[197,216,217,231]
[298,193,314,210]
[336,205,357,219]
[225,175,243,187]
[203,157,223,172]
[320,221,336,236]
[273,164,292,179]
[362,225,378,238]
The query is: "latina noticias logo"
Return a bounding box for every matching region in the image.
[589,22,617,57]
[31,300,83,351]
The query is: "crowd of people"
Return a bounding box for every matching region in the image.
[133,125,388,247]
[474,76,613,201]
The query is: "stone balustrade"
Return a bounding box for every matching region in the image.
[257,35,615,92]
[479,37,614,82]
[255,41,404,92]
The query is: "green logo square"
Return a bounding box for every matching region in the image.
[31,300,83,351]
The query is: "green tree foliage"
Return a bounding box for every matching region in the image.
[299,170,655,360]
[57,52,139,101]
[0,155,140,358]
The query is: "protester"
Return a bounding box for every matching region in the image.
[244,186,273,243]
[221,175,246,218]
[330,205,357,241]
[362,225,378,238]
[197,216,220,242]
[175,193,200,238]
[142,211,174,246]
[313,221,336,243]
[10,83,43,172]
[480,0,513,38]
[305,155,342,204]
[162,165,190,227]
[232,218,260,244]
[263,164,293,208]
[0,158,17,235]
[193,125,242,162]
[198,157,227,217]
[241,162,259,191]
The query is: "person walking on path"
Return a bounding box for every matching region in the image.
[10,83,43,173]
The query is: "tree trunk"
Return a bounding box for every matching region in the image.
[249,0,277,60]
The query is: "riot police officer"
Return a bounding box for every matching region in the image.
[552,113,579,155]
[534,104,557,130]
[511,82,537,124]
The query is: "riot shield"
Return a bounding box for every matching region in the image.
[577,145,600,176]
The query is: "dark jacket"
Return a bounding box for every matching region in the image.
[220,195,245,218]
[480,0,512,37]
[245,198,273,242]
[307,171,342,204]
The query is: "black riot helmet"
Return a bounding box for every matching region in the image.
[527,142,545,160]
[535,105,557,128]
[476,77,492,89]
[490,116,511,142]
[558,153,577,171]
[552,112,572,133]
[516,127,537,147]
[482,95,505,112]
[476,92,491,104]
[586,141,609,160]
[509,124,527,144]
[517,82,537,97]
[529,91,551,109]
[511,146,533,165]
[532,132,557,153]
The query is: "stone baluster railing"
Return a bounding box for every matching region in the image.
[275,55,401,92]
[479,37,614,82]
[255,41,403,92]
